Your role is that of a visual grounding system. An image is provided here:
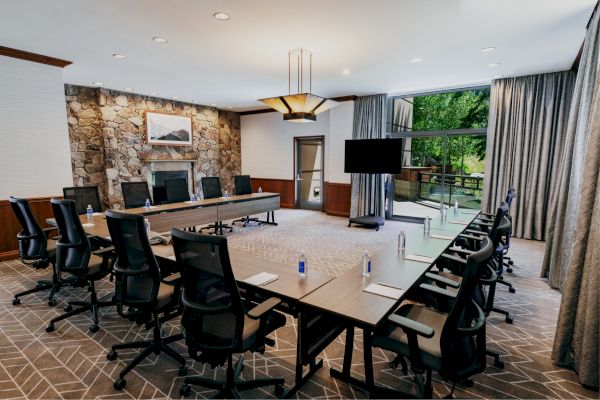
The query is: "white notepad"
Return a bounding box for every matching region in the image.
[461,210,480,214]
[184,201,197,204]
[363,283,405,300]
[404,254,435,264]
[243,272,279,286]
[167,255,176,261]
[82,223,95,227]
[448,220,469,225]
[430,234,454,240]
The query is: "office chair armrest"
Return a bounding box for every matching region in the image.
[464,229,485,235]
[472,221,493,227]
[456,299,486,335]
[424,272,460,288]
[113,265,150,276]
[476,216,494,222]
[247,297,282,320]
[42,227,59,233]
[479,212,495,217]
[479,264,498,285]
[419,283,458,299]
[181,295,231,314]
[458,233,485,241]
[441,253,467,264]
[17,232,37,240]
[388,314,434,338]
[448,247,475,255]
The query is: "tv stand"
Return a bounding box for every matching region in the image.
[348,215,385,231]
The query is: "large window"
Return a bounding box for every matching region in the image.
[386,87,490,219]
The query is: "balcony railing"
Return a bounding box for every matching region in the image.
[417,172,484,208]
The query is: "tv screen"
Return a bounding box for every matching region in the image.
[344,138,404,174]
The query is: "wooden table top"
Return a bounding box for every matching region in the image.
[299,210,480,328]
[122,192,280,215]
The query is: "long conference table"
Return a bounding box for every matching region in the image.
[47,194,480,397]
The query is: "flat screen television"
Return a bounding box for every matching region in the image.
[344,138,404,174]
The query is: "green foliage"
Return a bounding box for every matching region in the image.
[408,89,489,174]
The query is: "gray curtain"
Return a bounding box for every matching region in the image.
[350,94,386,218]
[544,8,600,389]
[482,71,576,240]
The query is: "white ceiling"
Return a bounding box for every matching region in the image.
[1,0,596,111]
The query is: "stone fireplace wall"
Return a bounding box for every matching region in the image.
[65,85,241,207]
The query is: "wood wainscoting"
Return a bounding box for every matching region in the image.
[0,197,57,261]
[250,178,295,208]
[324,182,351,218]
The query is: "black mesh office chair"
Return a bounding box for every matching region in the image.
[200,176,233,235]
[63,186,102,214]
[371,238,492,399]
[45,199,115,333]
[105,210,186,391]
[121,181,152,209]
[9,197,61,306]
[165,178,190,204]
[171,229,285,398]
[232,175,261,227]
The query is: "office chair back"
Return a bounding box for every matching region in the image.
[50,199,92,274]
[439,237,492,381]
[121,182,152,209]
[165,178,190,203]
[9,197,48,260]
[105,210,161,312]
[234,175,253,195]
[201,177,223,199]
[171,229,245,351]
[63,186,102,214]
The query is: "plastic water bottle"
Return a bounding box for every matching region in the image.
[144,218,151,235]
[86,205,93,222]
[258,186,263,193]
[441,205,448,221]
[454,200,459,214]
[224,190,229,198]
[145,198,151,208]
[298,251,307,278]
[361,251,371,277]
[423,217,431,236]
[398,231,406,254]
[190,193,196,202]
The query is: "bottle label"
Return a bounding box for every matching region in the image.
[299,261,305,274]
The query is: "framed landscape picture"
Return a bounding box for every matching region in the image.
[146,111,193,146]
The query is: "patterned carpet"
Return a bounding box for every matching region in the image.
[0,209,597,399]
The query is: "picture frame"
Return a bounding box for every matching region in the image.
[145,111,193,146]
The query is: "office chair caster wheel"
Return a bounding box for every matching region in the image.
[509,287,515,293]
[506,267,513,273]
[508,260,514,265]
[505,316,513,324]
[46,324,55,333]
[64,305,73,312]
[89,325,99,333]
[12,298,20,306]
[48,300,57,307]
[113,377,126,390]
[179,384,191,396]
[274,383,284,395]
[494,360,504,369]
[107,350,118,361]
[178,366,187,376]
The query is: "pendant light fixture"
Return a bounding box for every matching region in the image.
[259,49,338,122]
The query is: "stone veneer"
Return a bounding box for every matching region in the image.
[65,85,241,207]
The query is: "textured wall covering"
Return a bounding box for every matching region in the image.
[65,85,241,206]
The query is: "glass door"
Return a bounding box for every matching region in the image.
[295,137,324,210]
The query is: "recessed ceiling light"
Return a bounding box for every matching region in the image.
[92,81,103,86]
[211,103,217,106]
[192,100,199,103]
[493,74,506,79]
[124,88,134,91]
[341,68,351,75]
[152,36,168,43]
[488,62,501,67]
[409,58,423,63]
[172,96,179,100]
[480,47,496,53]
[150,92,157,96]
[213,12,230,21]
[112,53,126,59]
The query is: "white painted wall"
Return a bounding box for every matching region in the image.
[241,101,354,184]
[0,56,72,199]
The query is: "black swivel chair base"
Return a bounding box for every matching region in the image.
[180,354,284,399]
[13,271,88,307]
[108,312,187,391]
[233,216,262,227]
[46,282,113,333]
[201,221,234,235]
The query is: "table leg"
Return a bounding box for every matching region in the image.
[257,210,278,226]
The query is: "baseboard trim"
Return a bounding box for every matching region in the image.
[0,250,19,262]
